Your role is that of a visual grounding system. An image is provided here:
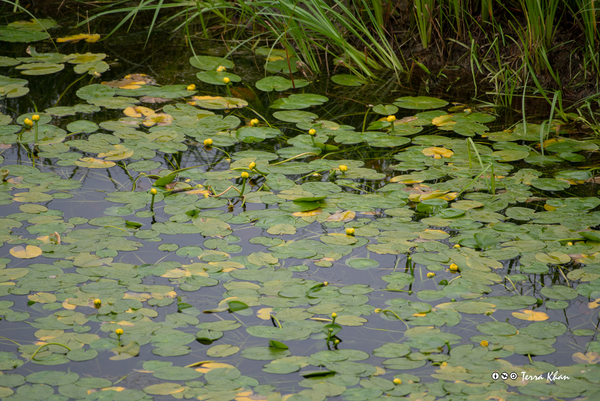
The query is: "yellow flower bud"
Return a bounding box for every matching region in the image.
[250,118,259,126]
[217,66,226,72]
[204,138,213,146]
[387,115,396,123]
[427,272,435,278]
[308,128,316,136]
[480,340,489,347]
[32,114,40,122]
[93,299,102,308]
[249,162,256,169]
[453,244,460,248]
[331,313,337,318]
[393,378,402,385]
[24,118,33,127]
[374,308,382,313]
[150,188,157,195]
[345,227,355,236]
[567,242,573,246]
[323,281,328,286]
[338,165,348,173]
[223,77,230,84]
[115,328,124,335]
[187,84,196,91]
[441,362,448,367]
[241,172,249,179]
[449,263,458,271]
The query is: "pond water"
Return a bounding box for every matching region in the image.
[0,17,600,401]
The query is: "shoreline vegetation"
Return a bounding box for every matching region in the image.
[28,0,600,104]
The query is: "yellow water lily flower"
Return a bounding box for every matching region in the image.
[187,84,196,91]
[223,77,230,84]
[204,138,213,146]
[338,165,348,173]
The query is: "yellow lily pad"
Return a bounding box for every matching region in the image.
[511,310,549,321]
[10,245,42,259]
[572,352,600,364]
[74,157,116,168]
[57,33,100,43]
[97,145,134,161]
[422,147,454,158]
[124,106,155,118]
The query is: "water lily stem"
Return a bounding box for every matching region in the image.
[34,120,38,144]
[30,342,71,360]
[209,146,231,159]
[240,177,247,196]
[270,152,318,166]
[0,336,20,346]
[381,310,409,330]
[150,193,156,212]
[271,315,283,329]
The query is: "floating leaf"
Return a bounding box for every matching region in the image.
[189,56,234,70]
[0,27,49,42]
[10,245,42,259]
[512,310,549,321]
[190,95,247,109]
[196,71,241,85]
[57,34,100,43]
[16,62,64,75]
[331,74,365,86]
[207,344,240,357]
[394,96,448,110]
[255,76,309,92]
[74,157,116,168]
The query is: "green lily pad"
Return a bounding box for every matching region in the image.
[270,94,328,110]
[189,56,234,70]
[196,70,242,85]
[531,178,570,191]
[0,27,49,42]
[394,96,448,110]
[273,110,318,123]
[256,76,309,92]
[16,62,64,75]
[331,74,365,86]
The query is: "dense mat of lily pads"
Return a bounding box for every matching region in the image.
[1,18,600,401]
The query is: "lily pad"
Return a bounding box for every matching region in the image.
[331,74,365,86]
[255,76,309,92]
[394,96,448,110]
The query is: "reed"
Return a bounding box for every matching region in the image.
[75,0,600,99]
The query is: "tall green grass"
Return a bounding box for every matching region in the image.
[75,0,600,98]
